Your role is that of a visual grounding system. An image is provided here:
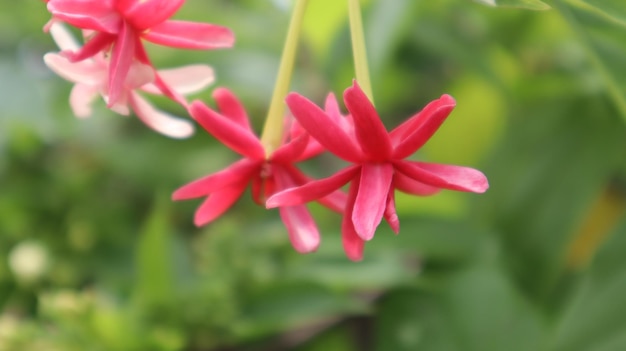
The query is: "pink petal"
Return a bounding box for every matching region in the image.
[352,163,394,241]
[273,168,320,253]
[188,101,265,159]
[266,166,359,208]
[48,22,80,51]
[172,159,261,200]
[271,133,309,163]
[344,81,392,161]
[212,88,252,130]
[384,191,400,234]
[43,53,105,85]
[281,165,347,213]
[107,21,137,107]
[69,83,99,118]
[62,32,116,62]
[143,65,214,95]
[129,93,194,138]
[125,62,155,89]
[394,161,489,193]
[194,184,248,226]
[143,20,234,50]
[117,0,184,30]
[342,178,365,261]
[47,0,121,33]
[394,172,441,196]
[391,94,456,159]
[286,93,363,163]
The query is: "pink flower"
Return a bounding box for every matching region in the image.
[266,81,489,261]
[43,23,213,138]
[46,0,234,107]
[172,89,345,253]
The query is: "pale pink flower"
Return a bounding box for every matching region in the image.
[44,23,214,138]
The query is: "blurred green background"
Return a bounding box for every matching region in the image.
[1,0,626,350]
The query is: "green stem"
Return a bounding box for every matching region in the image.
[260,0,309,156]
[348,0,374,103]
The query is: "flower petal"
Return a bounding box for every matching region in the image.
[107,21,136,107]
[117,0,184,30]
[352,163,394,241]
[129,93,194,138]
[49,22,81,51]
[343,177,365,261]
[394,172,441,196]
[391,94,456,159]
[384,191,400,234]
[344,81,392,161]
[271,133,309,163]
[62,32,116,62]
[274,167,320,253]
[212,88,252,130]
[194,184,247,227]
[142,65,214,95]
[286,93,363,163]
[69,83,99,118]
[189,101,265,159]
[143,20,234,50]
[43,53,105,85]
[173,159,260,200]
[266,166,359,208]
[394,161,489,193]
[47,0,121,33]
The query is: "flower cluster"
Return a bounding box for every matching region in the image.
[43,0,489,261]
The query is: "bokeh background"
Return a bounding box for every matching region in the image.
[1,0,626,350]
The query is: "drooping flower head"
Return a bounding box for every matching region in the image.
[172,89,345,253]
[46,0,234,107]
[267,81,489,261]
[43,23,214,138]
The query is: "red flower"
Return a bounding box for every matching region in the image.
[46,0,234,107]
[266,81,489,261]
[172,89,345,253]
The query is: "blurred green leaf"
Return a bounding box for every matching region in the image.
[133,195,175,307]
[552,218,626,351]
[556,0,626,122]
[474,0,551,10]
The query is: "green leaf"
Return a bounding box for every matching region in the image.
[556,0,626,122]
[133,194,175,307]
[473,0,551,10]
[553,219,626,351]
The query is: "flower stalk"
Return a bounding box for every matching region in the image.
[348,0,374,103]
[260,0,309,156]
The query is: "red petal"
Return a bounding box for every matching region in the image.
[281,164,347,213]
[47,0,120,33]
[212,88,252,130]
[117,0,184,30]
[394,161,489,193]
[271,133,309,163]
[62,32,116,62]
[194,184,247,226]
[344,81,392,161]
[286,93,363,163]
[342,178,365,261]
[107,21,136,107]
[143,20,234,50]
[384,191,400,234]
[189,101,265,160]
[274,168,320,253]
[266,166,359,208]
[352,163,394,241]
[391,95,456,159]
[172,159,260,200]
[394,172,441,196]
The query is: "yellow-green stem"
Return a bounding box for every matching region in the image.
[260,0,309,157]
[348,0,374,103]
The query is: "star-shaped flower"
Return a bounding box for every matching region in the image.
[43,23,214,138]
[46,0,234,106]
[172,89,345,253]
[266,81,489,261]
